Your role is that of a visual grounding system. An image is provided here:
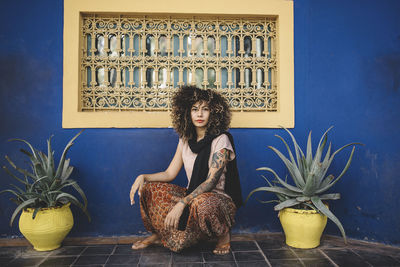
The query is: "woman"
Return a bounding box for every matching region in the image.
[129,85,242,254]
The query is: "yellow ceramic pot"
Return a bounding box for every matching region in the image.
[19,203,74,251]
[278,207,327,249]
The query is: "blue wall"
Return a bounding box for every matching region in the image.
[1,0,399,245]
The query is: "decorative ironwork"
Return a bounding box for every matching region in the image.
[80,14,278,111]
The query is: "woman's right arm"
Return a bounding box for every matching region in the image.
[130,142,183,205]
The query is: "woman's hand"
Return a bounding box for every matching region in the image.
[164,201,186,230]
[130,175,145,205]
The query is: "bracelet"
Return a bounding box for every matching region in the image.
[179,199,186,205]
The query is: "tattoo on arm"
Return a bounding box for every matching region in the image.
[183,149,230,204]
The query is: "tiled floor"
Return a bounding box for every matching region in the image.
[1,233,399,266]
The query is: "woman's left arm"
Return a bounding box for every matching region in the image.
[183,148,230,204]
[164,148,230,230]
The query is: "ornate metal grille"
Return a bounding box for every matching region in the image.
[80,14,277,111]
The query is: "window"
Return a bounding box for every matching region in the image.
[63,0,294,128]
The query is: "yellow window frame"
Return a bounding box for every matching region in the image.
[63,0,294,128]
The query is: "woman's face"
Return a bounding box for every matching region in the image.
[191,101,210,129]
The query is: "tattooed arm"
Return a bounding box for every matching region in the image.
[182,148,230,205]
[164,148,230,230]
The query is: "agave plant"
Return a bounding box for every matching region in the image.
[246,127,362,243]
[1,130,90,226]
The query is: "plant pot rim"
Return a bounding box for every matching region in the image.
[280,207,319,215]
[23,202,71,213]
[280,203,329,215]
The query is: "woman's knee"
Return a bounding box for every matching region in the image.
[142,182,162,193]
[140,182,160,200]
[190,192,213,206]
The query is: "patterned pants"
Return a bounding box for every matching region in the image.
[140,182,237,252]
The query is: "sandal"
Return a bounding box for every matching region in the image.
[213,242,230,255]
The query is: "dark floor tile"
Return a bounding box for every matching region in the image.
[234,251,265,262]
[302,258,335,267]
[261,248,296,260]
[353,249,400,266]
[231,241,258,251]
[7,257,46,267]
[376,246,400,257]
[173,263,204,267]
[257,239,285,250]
[73,255,109,265]
[203,251,234,262]
[291,248,325,259]
[49,246,86,256]
[39,256,77,266]
[188,241,216,253]
[0,247,22,257]
[141,245,172,254]
[139,253,171,265]
[138,264,171,267]
[81,245,114,255]
[172,251,203,263]
[20,247,53,258]
[322,249,371,267]
[319,238,347,249]
[254,234,285,242]
[114,244,142,255]
[73,265,103,267]
[106,254,140,265]
[204,262,236,267]
[237,261,269,267]
[0,256,15,265]
[269,259,303,267]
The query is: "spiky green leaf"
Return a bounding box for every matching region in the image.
[319,193,340,200]
[257,199,280,204]
[2,166,30,186]
[8,138,39,160]
[274,199,300,211]
[19,149,38,164]
[260,175,273,187]
[282,128,306,172]
[316,146,356,194]
[55,130,83,180]
[303,172,319,196]
[70,181,88,208]
[306,131,313,169]
[318,142,332,185]
[319,174,334,189]
[311,196,346,243]
[296,196,310,202]
[10,198,37,226]
[31,176,49,190]
[4,156,36,179]
[55,193,91,221]
[60,159,73,181]
[46,136,55,180]
[274,135,305,186]
[32,207,41,220]
[0,189,24,199]
[257,167,302,193]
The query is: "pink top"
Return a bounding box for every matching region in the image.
[178,134,235,196]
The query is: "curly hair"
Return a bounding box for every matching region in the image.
[171,85,231,140]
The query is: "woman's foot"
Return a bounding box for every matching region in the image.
[132,234,161,250]
[213,232,231,255]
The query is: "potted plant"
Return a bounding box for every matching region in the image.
[1,130,90,251]
[246,127,361,249]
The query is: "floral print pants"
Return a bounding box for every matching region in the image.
[139,182,236,252]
